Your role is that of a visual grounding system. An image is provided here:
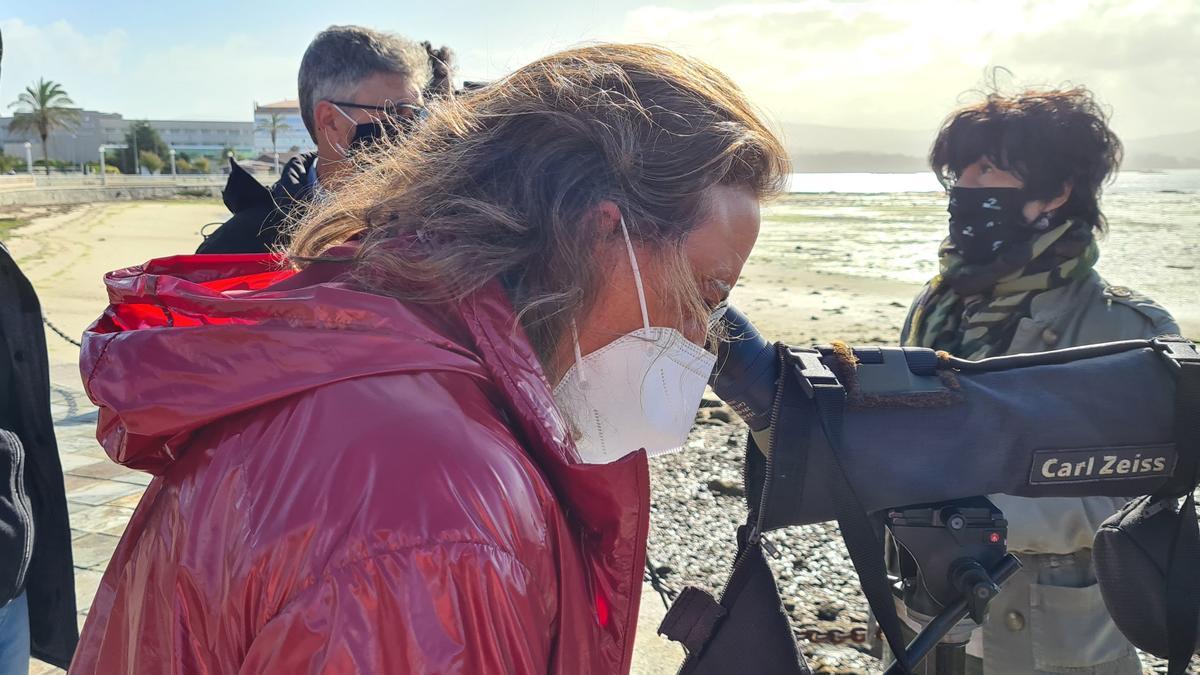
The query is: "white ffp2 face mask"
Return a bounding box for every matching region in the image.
[552,218,718,464]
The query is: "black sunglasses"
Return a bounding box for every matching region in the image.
[327,100,427,121]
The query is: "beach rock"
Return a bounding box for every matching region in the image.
[889,301,906,308]
[707,408,735,424]
[706,478,745,498]
[816,603,841,621]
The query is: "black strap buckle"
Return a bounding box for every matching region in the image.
[1153,337,1200,370]
[790,349,842,399]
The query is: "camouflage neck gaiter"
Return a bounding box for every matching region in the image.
[906,218,1099,359]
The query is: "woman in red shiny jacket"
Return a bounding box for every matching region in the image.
[72,44,789,674]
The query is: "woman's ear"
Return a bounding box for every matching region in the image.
[1025,182,1073,224]
[1047,182,1073,213]
[594,200,623,236]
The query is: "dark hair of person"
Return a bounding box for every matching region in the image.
[422,42,455,99]
[930,87,1123,230]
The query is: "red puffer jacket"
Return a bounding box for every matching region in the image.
[71,254,650,674]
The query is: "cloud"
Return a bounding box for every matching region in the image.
[1,18,299,121]
[4,3,1197,138]
[1,18,126,108]
[619,0,1200,138]
[120,34,302,120]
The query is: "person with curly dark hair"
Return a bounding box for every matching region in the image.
[421,41,456,99]
[899,87,1179,674]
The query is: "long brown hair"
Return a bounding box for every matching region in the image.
[289,43,788,371]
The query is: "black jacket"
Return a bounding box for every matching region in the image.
[0,242,77,668]
[196,152,317,254]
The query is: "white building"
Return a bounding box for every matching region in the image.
[0,109,254,167]
[253,100,314,156]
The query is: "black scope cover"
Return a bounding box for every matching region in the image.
[711,306,1193,531]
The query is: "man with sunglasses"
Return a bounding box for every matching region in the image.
[197,25,436,255]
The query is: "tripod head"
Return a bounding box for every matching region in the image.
[888,497,1008,626]
[883,497,1020,674]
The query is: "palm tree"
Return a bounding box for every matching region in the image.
[256,113,291,172]
[7,79,80,175]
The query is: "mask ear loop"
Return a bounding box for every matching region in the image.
[570,320,586,386]
[325,103,358,156]
[618,216,652,332]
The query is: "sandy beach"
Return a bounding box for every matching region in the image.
[2,200,929,385]
[5,198,1195,383]
[4,201,228,386]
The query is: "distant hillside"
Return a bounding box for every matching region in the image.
[1123,130,1200,170]
[780,123,931,173]
[780,122,933,158]
[1127,129,1200,158]
[790,152,927,173]
[780,122,1200,172]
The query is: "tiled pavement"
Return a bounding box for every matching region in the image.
[28,388,148,675]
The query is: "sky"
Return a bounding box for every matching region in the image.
[2,0,1198,142]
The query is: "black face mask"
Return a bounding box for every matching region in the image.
[330,101,425,155]
[346,119,406,153]
[947,186,1037,264]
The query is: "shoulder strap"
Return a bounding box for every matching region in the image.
[799,356,913,673]
[1156,342,1200,675]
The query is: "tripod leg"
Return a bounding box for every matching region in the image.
[933,643,966,675]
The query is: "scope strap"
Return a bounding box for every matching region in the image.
[1158,354,1200,675]
[807,376,913,673]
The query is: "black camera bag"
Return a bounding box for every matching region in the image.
[1093,344,1200,675]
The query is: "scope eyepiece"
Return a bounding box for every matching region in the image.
[710,305,779,432]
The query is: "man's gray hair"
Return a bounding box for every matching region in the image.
[298,25,432,142]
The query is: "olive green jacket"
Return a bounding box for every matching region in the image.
[902,269,1179,674]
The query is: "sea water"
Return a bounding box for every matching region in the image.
[764,170,1199,326]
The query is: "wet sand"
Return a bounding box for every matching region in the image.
[3,200,936,393]
[732,257,919,345]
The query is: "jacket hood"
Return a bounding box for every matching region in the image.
[222,153,316,216]
[80,252,651,671]
[81,253,487,473]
